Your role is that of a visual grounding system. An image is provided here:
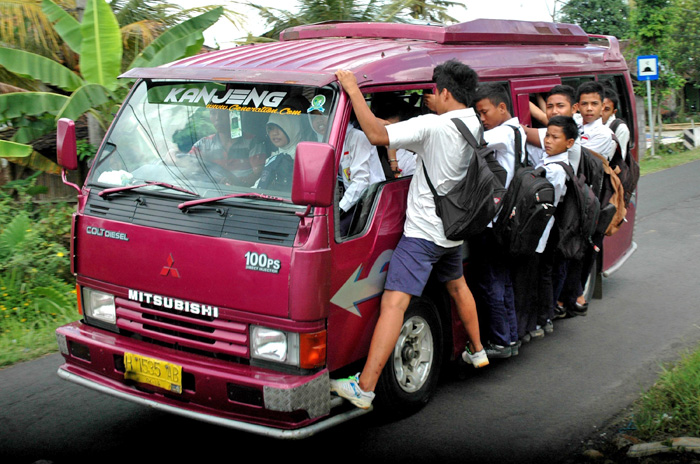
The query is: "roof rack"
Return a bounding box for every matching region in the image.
[280,19,589,45]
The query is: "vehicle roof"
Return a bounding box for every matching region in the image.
[121,19,626,87]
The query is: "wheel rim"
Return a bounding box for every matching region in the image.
[392,315,434,393]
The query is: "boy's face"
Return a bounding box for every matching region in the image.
[546,94,576,119]
[475,98,508,130]
[601,97,616,124]
[578,92,603,125]
[544,125,574,156]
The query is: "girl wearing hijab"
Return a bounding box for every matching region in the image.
[256,113,303,191]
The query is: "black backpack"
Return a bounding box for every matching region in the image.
[553,162,601,260]
[493,127,557,256]
[422,118,507,240]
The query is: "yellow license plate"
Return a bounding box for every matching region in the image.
[124,352,183,394]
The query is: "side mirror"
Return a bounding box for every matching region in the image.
[292,142,335,207]
[56,118,78,170]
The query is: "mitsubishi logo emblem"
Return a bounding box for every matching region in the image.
[161,254,180,278]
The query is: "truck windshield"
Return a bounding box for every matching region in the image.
[88,80,336,200]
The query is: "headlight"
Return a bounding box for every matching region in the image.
[251,326,299,365]
[82,287,117,330]
[250,325,326,370]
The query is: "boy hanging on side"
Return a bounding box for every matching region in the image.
[602,88,631,160]
[470,83,526,358]
[330,60,488,410]
[515,116,576,341]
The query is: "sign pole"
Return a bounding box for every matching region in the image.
[637,55,659,158]
[647,79,655,158]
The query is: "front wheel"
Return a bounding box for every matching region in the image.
[375,297,443,413]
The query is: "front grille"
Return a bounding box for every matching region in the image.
[115,297,249,363]
[85,189,300,246]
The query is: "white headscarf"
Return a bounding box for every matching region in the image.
[267,114,303,157]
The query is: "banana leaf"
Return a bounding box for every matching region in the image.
[0,48,83,92]
[42,0,83,54]
[0,140,33,159]
[130,6,223,69]
[0,92,69,119]
[55,83,112,121]
[80,0,123,91]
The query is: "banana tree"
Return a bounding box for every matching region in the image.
[0,0,223,160]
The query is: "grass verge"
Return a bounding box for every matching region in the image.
[640,143,700,176]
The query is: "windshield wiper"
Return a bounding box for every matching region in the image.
[178,193,290,211]
[99,181,199,198]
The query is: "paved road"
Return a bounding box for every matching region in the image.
[2,160,700,464]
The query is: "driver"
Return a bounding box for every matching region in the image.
[189,108,266,186]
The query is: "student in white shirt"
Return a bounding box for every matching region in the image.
[602,88,631,160]
[471,83,525,358]
[330,60,488,410]
[575,81,617,160]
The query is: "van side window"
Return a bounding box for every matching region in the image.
[335,90,426,241]
[598,73,635,148]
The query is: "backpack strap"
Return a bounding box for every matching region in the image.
[451,117,481,150]
[505,124,527,169]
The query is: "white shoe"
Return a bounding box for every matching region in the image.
[330,373,375,409]
[462,347,489,368]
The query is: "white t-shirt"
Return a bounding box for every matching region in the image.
[606,114,630,160]
[574,114,617,160]
[532,128,582,173]
[339,124,386,212]
[386,108,481,248]
[483,117,526,188]
[396,149,417,177]
[536,151,569,253]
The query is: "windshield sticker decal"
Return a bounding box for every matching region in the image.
[307,95,327,113]
[245,251,281,274]
[149,84,298,114]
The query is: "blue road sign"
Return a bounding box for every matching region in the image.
[637,55,659,81]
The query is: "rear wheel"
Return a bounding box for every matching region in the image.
[375,297,443,412]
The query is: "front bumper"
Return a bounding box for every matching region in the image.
[56,322,367,438]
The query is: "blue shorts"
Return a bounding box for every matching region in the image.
[384,235,464,297]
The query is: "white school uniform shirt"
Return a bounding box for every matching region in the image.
[386,107,481,248]
[483,117,526,188]
[339,124,386,212]
[574,113,617,161]
[396,148,417,176]
[535,151,569,253]
[532,128,582,173]
[605,114,630,160]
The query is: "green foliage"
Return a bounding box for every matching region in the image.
[76,139,97,161]
[558,0,630,38]
[0,173,77,364]
[0,0,224,162]
[250,0,465,40]
[634,348,700,439]
[666,0,700,85]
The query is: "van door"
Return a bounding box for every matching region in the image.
[509,77,561,126]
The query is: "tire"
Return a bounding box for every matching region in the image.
[375,297,444,413]
[582,254,602,302]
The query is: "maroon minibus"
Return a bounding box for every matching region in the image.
[55,19,638,438]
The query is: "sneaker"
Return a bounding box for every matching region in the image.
[462,346,489,368]
[485,342,511,359]
[510,340,521,356]
[544,319,554,334]
[529,326,545,339]
[521,333,532,344]
[330,373,375,409]
[553,303,567,320]
[570,301,588,317]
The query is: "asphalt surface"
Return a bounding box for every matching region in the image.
[2,160,700,464]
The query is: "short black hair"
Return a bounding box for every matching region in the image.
[576,81,605,103]
[433,59,479,107]
[548,115,579,141]
[604,87,620,110]
[372,93,414,121]
[547,85,576,106]
[474,83,512,113]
